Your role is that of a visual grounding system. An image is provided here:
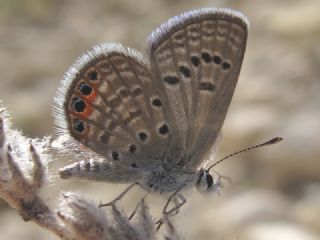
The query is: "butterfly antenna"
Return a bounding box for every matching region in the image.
[207,137,283,172]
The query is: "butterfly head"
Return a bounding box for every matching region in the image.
[195,168,223,194]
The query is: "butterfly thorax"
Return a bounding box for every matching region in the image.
[139,165,197,193]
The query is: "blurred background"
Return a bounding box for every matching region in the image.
[0,0,319,239]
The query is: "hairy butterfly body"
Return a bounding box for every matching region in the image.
[54,8,248,208]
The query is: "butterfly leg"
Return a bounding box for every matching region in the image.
[128,199,141,220]
[155,186,186,230]
[128,194,148,220]
[99,182,139,207]
[162,185,186,215]
[166,193,186,216]
[155,195,186,231]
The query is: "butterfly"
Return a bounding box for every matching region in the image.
[54,8,249,215]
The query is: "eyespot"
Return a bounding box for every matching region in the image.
[138,131,148,142]
[212,55,222,64]
[179,65,191,78]
[201,52,211,63]
[158,123,169,135]
[73,119,85,133]
[72,97,86,112]
[151,98,162,108]
[222,61,231,70]
[190,56,200,67]
[79,82,93,96]
[164,76,179,85]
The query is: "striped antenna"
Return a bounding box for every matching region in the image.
[207,137,283,171]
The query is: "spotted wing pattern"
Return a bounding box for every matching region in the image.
[148,8,248,168]
[54,8,248,181]
[54,43,172,171]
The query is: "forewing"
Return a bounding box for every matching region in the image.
[148,8,248,168]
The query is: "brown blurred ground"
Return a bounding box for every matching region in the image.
[0,0,319,239]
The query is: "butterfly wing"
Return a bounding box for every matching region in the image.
[147,8,248,168]
[54,8,248,182]
[54,43,171,175]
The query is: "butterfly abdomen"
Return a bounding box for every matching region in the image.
[58,159,142,183]
[59,160,101,179]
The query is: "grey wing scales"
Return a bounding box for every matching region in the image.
[54,43,171,176]
[147,8,248,168]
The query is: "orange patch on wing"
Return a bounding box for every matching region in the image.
[84,88,97,102]
[77,103,93,118]
[71,98,94,118]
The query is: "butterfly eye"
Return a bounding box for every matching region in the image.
[195,169,209,193]
[205,173,214,189]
